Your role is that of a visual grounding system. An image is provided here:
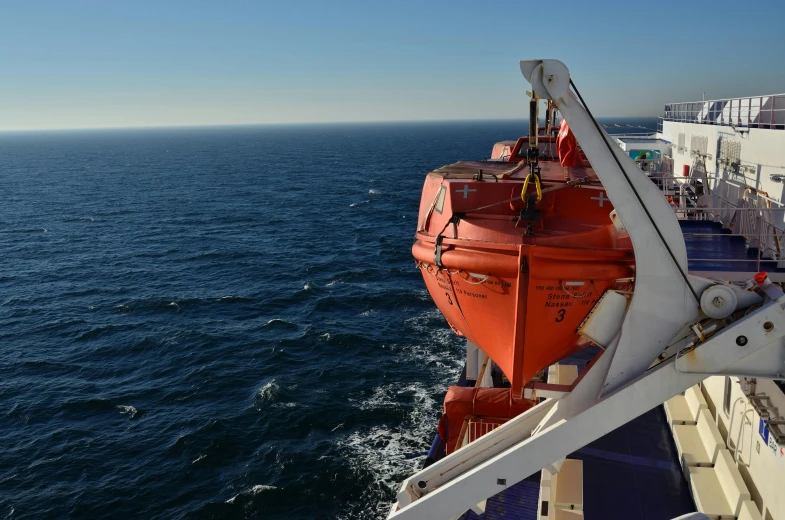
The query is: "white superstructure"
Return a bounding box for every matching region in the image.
[660,94,785,201]
[657,95,785,520]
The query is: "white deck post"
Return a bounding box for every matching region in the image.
[465,340,479,381]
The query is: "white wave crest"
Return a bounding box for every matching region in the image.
[334,309,465,517]
[263,318,296,328]
[116,405,138,418]
[256,379,280,402]
[225,484,278,504]
[251,484,277,494]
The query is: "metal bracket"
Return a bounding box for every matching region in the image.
[434,235,444,268]
[523,383,571,400]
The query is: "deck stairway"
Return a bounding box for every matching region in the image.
[666,386,763,520]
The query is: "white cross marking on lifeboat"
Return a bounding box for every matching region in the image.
[457,185,477,198]
[591,192,609,207]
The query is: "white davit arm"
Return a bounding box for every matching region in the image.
[520,59,698,395]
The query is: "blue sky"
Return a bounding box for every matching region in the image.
[1,0,783,130]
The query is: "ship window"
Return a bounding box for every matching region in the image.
[723,377,732,416]
[434,186,446,214]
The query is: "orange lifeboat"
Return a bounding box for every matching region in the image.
[413,127,634,395]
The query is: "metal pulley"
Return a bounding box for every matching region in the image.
[699,284,738,319]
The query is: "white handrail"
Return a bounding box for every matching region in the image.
[665,93,785,106]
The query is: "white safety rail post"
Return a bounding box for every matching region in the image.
[465,340,479,381]
[387,60,785,520]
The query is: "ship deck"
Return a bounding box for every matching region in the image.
[457,408,694,520]
[682,220,785,281]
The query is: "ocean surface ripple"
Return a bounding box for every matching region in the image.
[0,119,654,519]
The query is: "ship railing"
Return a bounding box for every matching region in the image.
[645,174,785,270]
[609,132,661,140]
[633,159,670,178]
[454,416,509,451]
[604,125,659,134]
[661,93,785,130]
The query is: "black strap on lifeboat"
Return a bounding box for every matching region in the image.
[434,213,464,268]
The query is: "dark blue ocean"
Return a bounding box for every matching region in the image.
[0,118,656,519]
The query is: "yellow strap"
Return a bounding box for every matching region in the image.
[521,173,543,202]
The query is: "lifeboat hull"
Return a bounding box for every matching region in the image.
[413,160,634,394]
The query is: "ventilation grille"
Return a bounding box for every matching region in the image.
[690,135,708,156]
[719,140,741,167]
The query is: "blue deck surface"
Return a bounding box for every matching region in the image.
[458,407,694,520]
[574,407,695,520]
[681,220,784,275]
[458,474,541,520]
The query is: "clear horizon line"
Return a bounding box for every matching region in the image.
[0,115,659,134]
